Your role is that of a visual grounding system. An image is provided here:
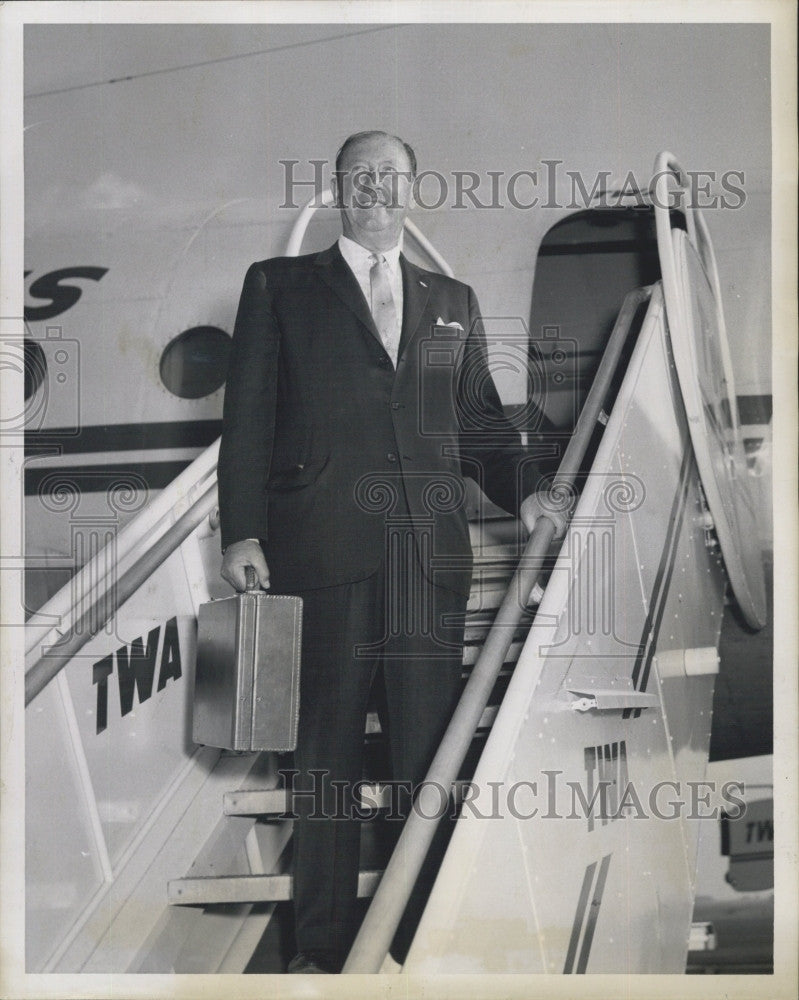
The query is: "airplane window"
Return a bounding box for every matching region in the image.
[24,339,47,401]
[159,326,231,399]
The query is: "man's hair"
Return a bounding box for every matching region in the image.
[334,130,417,179]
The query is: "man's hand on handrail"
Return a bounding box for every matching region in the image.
[221,539,271,592]
[520,491,573,540]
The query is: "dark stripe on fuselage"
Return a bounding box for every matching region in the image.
[25,461,193,497]
[22,395,768,458]
[24,420,222,457]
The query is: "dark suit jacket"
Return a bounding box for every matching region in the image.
[218,243,554,596]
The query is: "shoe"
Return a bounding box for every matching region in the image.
[287,952,334,974]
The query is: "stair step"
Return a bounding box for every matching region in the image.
[224,784,382,816]
[168,868,382,905]
[364,703,498,737]
[464,616,534,643]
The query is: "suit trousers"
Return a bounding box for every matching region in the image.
[285,543,467,970]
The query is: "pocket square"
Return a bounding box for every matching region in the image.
[436,317,464,330]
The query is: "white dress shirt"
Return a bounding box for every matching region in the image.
[338,234,403,365]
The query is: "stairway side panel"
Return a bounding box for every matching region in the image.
[405,292,724,973]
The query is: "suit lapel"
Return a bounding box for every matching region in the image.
[314,243,383,349]
[314,243,434,362]
[399,256,432,361]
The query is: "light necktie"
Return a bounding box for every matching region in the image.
[369,253,399,365]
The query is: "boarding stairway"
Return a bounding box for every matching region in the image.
[24,155,757,974]
[24,449,553,971]
[23,451,553,972]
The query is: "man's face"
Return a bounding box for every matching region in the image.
[332,134,414,250]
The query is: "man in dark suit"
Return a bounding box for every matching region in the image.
[219,131,553,973]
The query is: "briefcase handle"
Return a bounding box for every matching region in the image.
[244,566,260,592]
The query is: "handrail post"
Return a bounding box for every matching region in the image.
[286,189,455,276]
[343,285,652,972]
[652,151,740,438]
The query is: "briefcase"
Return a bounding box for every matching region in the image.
[192,569,303,752]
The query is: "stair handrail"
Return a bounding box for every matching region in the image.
[343,284,654,973]
[25,440,220,661]
[25,480,218,705]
